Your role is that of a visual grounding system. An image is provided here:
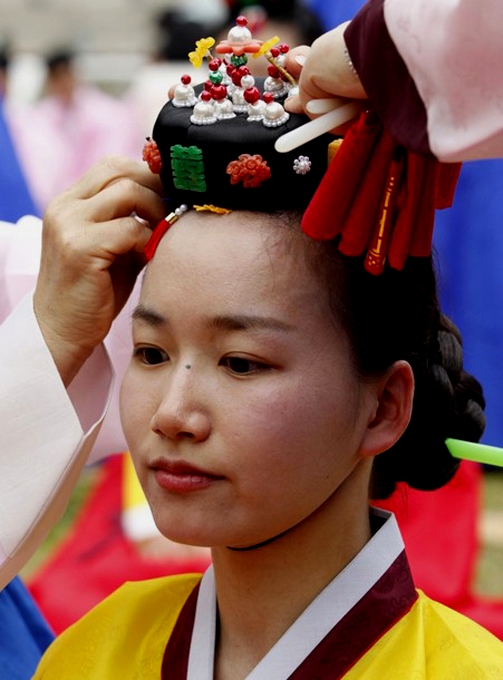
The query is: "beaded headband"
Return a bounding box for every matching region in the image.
[143,16,461,275]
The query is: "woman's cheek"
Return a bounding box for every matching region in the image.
[119,369,145,444]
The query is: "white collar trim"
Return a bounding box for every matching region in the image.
[187,508,404,680]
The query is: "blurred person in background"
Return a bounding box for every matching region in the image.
[11,48,139,212]
[124,0,229,136]
[0,43,9,99]
[0,41,41,223]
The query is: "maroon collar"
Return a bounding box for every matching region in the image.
[161,550,417,679]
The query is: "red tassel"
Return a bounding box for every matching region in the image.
[301,110,382,240]
[387,153,427,270]
[435,162,462,209]
[364,151,405,275]
[338,125,396,257]
[409,157,440,258]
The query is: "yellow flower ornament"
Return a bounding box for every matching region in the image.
[188,37,216,68]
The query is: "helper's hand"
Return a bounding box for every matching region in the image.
[33,156,166,386]
[284,23,367,125]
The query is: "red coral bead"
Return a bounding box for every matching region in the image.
[211,84,227,100]
[142,138,162,174]
[267,64,280,79]
[243,86,260,104]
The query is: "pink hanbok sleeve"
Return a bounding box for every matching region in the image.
[0,293,112,588]
[344,0,503,162]
[384,0,503,162]
[0,216,137,586]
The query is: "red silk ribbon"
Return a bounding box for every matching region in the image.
[301,110,461,275]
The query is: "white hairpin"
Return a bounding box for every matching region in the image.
[274,101,361,154]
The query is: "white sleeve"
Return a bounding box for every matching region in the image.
[0,214,42,322]
[0,294,113,588]
[384,0,503,162]
[0,213,133,465]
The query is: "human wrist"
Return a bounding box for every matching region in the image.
[314,23,366,100]
[34,308,95,387]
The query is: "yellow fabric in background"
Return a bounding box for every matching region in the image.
[122,452,147,512]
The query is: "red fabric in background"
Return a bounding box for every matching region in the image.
[27,456,503,639]
[377,460,503,640]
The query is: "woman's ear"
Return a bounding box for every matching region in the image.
[359,360,414,459]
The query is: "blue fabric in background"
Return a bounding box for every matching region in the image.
[433,160,503,447]
[0,577,54,680]
[0,99,52,676]
[0,102,39,221]
[306,0,364,29]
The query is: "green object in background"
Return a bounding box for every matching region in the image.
[446,438,503,467]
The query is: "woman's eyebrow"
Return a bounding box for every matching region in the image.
[131,304,167,327]
[206,314,293,333]
[131,307,293,333]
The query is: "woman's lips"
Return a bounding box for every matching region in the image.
[151,459,224,493]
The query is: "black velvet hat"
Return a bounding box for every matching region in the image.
[142,17,335,218]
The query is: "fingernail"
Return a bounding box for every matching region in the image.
[294,55,307,67]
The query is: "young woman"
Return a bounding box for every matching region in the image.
[32,203,503,679]
[32,19,503,679]
[34,175,503,680]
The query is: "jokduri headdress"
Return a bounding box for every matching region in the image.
[143,15,461,277]
[140,17,503,469]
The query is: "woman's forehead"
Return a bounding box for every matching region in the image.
[149,210,302,266]
[141,210,328,314]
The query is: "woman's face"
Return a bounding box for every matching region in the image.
[120,211,377,548]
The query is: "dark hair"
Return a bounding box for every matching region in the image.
[0,45,9,72]
[275,211,486,499]
[228,0,324,45]
[155,10,229,61]
[45,49,74,74]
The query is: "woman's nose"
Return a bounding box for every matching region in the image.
[149,364,211,442]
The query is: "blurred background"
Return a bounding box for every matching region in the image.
[1,0,223,104]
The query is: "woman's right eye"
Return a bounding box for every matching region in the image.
[133,346,169,366]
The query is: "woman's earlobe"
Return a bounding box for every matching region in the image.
[360,360,414,459]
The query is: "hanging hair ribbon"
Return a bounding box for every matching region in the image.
[301,109,461,275]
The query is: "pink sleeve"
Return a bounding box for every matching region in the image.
[384,0,503,162]
[0,214,134,465]
[0,294,113,587]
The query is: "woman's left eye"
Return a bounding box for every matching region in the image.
[219,356,269,375]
